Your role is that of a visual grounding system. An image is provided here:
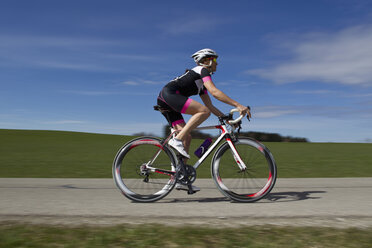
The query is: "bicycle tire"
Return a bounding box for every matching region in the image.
[112,136,177,202]
[211,137,277,202]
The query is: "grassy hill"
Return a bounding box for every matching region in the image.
[1,129,371,178]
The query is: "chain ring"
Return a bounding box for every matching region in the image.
[176,164,196,185]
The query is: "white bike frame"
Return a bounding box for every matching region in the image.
[145,108,248,174]
[144,122,247,175]
[191,124,247,171]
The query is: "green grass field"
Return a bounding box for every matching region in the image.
[1,129,371,247]
[1,129,371,178]
[0,224,371,248]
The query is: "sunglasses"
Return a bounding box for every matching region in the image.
[209,57,217,62]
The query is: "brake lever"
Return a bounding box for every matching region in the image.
[247,105,251,122]
[231,120,242,134]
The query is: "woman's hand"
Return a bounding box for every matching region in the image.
[237,104,252,119]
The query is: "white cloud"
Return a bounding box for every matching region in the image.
[122,81,140,86]
[245,115,370,143]
[255,109,300,118]
[216,80,258,87]
[347,93,372,98]
[0,34,153,71]
[121,79,163,86]
[254,106,301,118]
[0,35,121,48]
[103,53,158,61]
[63,90,154,96]
[251,105,372,120]
[43,120,86,125]
[65,90,120,96]
[161,16,224,35]
[31,60,119,72]
[292,89,337,95]
[247,25,372,86]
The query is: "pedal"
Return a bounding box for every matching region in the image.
[187,184,196,195]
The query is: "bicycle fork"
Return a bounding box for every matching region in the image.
[226,138,247,171]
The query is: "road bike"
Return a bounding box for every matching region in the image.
[113,106,277,203]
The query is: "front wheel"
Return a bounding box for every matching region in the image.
[211,138,277,202]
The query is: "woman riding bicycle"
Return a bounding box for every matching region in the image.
[157,48,251,161]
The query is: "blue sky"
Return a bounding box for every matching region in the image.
[1,0,372,142]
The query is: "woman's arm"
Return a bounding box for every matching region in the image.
[203,79,251,118]
[204,80,240,107]
[200,93,224,117]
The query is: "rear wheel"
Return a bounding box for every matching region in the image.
[113,137,177,202]
[211,138,277,202]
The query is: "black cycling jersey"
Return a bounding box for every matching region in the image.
[157,66,212,127]
[165,66,211,97]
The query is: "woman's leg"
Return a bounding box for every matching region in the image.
[175,99,210,141]
[172,122,191,163]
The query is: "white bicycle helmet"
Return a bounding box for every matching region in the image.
[191,48,218,63]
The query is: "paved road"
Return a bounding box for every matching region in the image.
[1,178,371,228]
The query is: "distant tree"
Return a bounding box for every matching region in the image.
[132,132,156,137]
[163,125,308,142]
[282,136,309,142]
[190,129,213,139]
[240,131,308,142]
[163,125,171,138]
